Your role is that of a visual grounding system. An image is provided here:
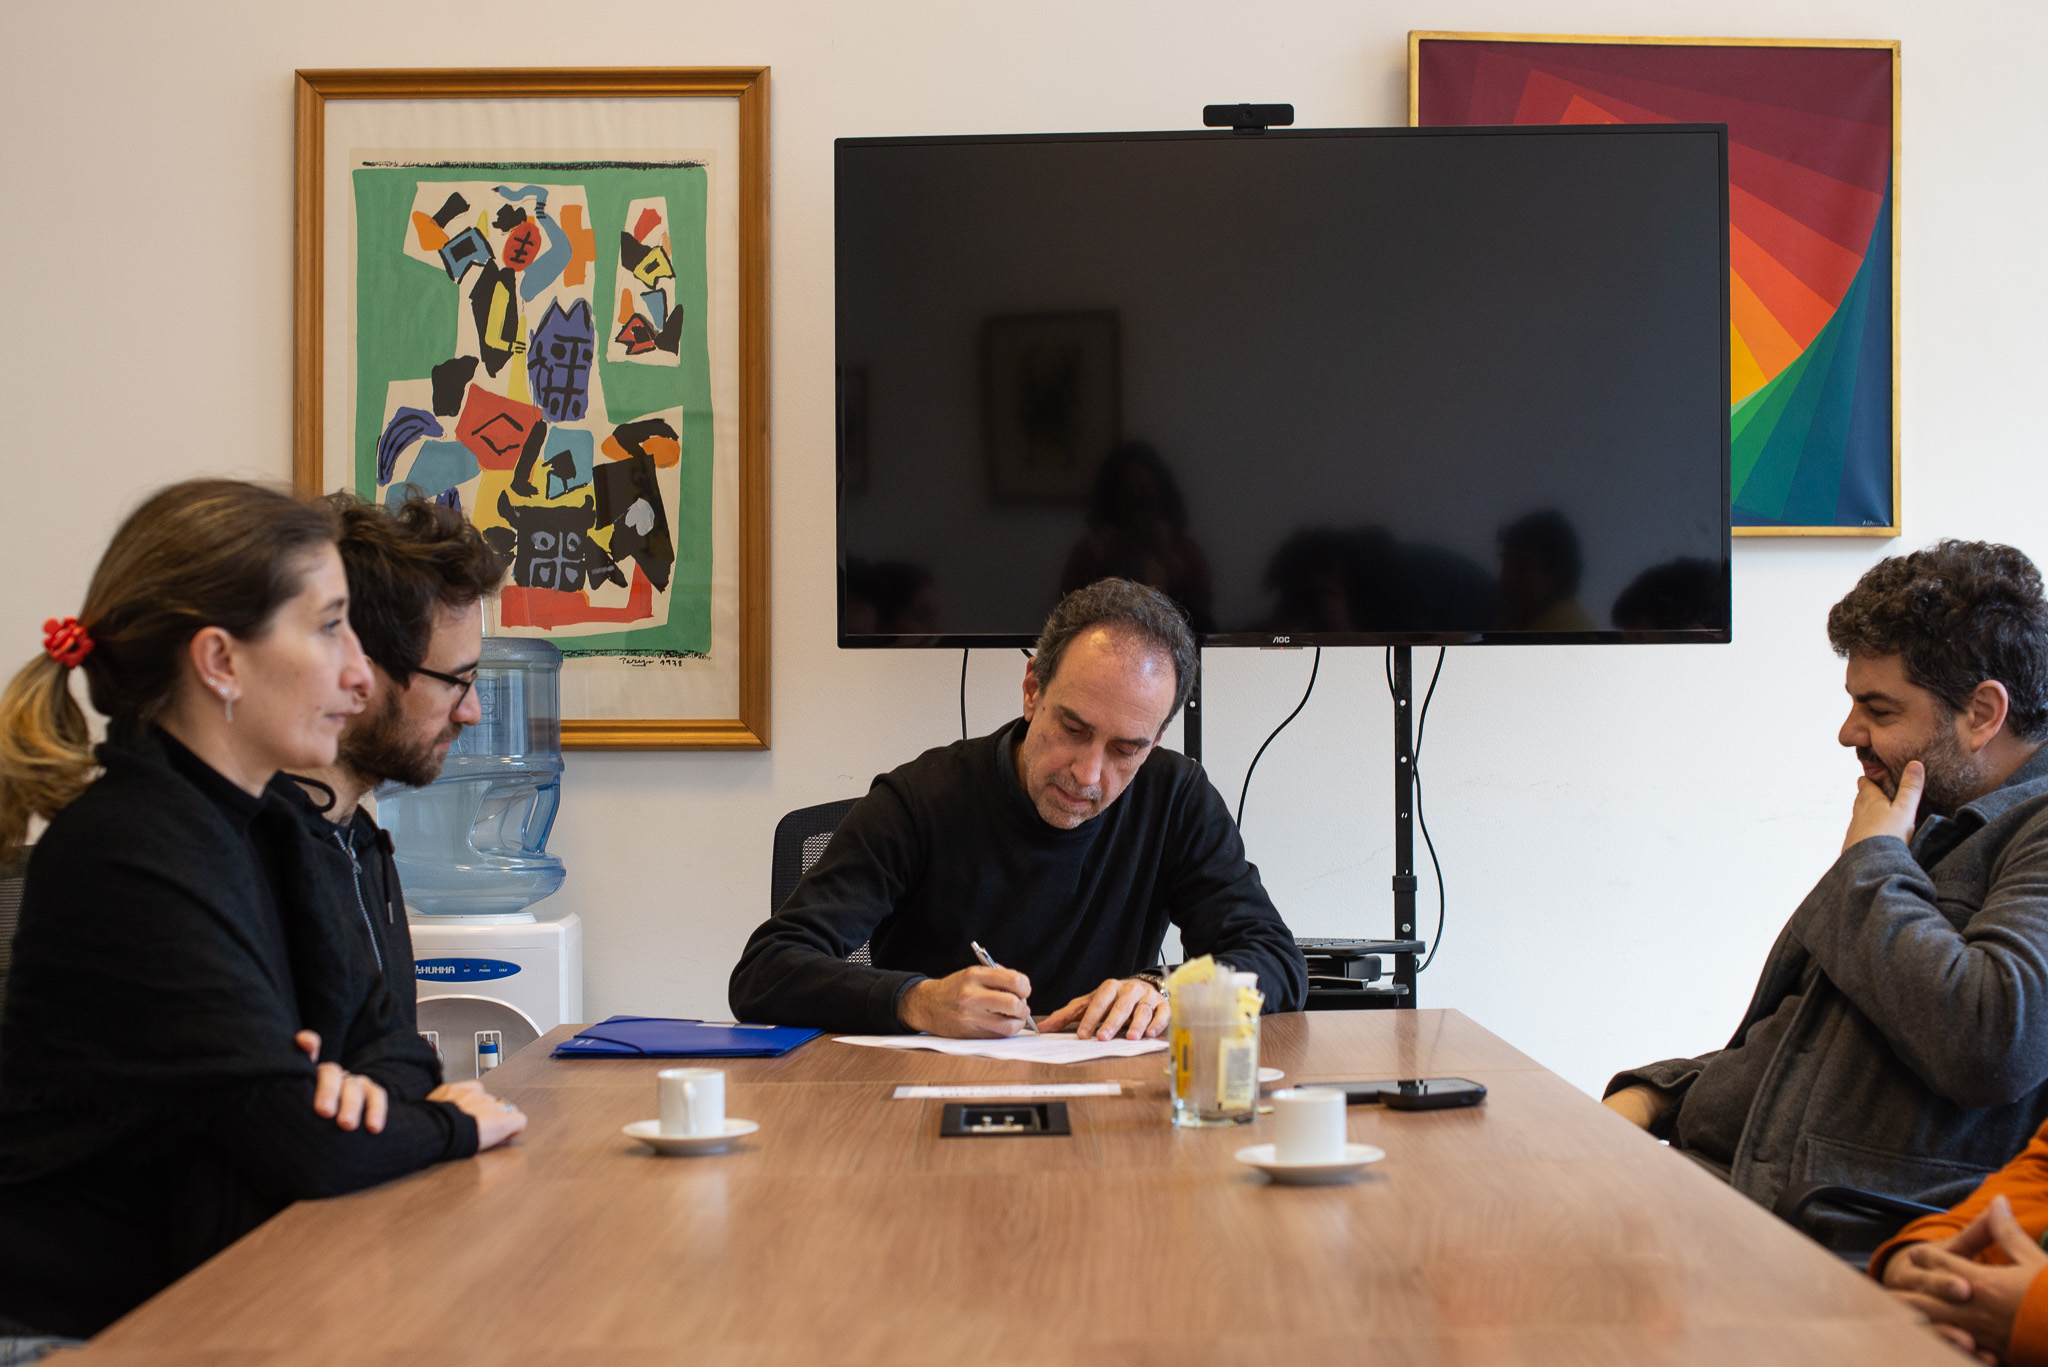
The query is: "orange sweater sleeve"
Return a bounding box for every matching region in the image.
[1871,1125,2048,1276]
[1869,1123,2048,1367]
[2014,1278,2048,1367]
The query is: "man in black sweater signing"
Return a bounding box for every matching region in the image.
[730,579,1305,1040]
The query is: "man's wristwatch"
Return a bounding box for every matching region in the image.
[1133,967,1167,990]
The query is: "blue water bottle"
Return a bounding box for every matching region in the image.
[376,637,567,917]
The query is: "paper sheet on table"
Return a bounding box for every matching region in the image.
[834,1032,1167,1064]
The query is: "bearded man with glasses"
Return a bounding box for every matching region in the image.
[273,492,505,1030]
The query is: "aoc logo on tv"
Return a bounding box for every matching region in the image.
[414,958,523,982]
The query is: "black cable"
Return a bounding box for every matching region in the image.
[1235,647,1320,831]
[1415,646,1444,766]
[963,649,1031,740]
[1415,649,1446,971]
[1400,648,1448,973]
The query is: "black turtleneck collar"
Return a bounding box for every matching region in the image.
[152,726,265,830]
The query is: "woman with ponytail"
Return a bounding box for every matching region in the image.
[0,480,526,1343]
[0,621,98,865]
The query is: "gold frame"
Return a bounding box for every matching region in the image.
[293,67,770,748]
[1408,32,1902,539]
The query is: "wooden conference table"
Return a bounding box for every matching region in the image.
[71,1010,1960,1365]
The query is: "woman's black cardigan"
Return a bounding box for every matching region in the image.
[0,729,477,1336]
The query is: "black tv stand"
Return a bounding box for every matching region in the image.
[1186,645,1425,1010]
[1383,644,1424,1007]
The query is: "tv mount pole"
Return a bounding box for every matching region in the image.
[1387,646,1421,1005]
[1185,642,1421,1009]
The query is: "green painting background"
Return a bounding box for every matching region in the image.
[351,161,713,657]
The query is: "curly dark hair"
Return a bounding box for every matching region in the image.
[327,491,507,683]
[1826,539,2048,741]
[1034,578,1198,721]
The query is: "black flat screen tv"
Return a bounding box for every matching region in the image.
[836,124,1731,647]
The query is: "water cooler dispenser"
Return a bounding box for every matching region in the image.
[377,637,582,1080]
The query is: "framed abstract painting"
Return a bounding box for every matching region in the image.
[1411,35,1900,536]
[294,68,769,747]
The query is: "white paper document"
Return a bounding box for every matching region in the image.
[835,1032,1167,1064]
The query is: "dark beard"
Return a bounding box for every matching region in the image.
[1863,724,1989,820]
[337,690,459,790]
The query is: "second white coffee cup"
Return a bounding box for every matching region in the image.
[1271,1087,1349,1162]
[658,1067,726,1137]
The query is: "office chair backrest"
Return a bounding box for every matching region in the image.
[769,798,868,964]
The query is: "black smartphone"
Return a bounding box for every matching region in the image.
[1305,1078,1487,1111]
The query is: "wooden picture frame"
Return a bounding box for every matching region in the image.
[1410,34,1901,538]
[294,67,769,748]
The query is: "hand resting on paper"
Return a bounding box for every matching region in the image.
[898,965,1035,1037]
[1039,978,1168,1040]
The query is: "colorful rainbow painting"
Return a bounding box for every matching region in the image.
[1413,35,1899,535]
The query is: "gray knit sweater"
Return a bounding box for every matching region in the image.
[1609,745,2048,1240]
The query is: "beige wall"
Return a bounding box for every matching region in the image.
[5,0,2042,1094]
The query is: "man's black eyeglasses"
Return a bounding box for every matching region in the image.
[409,664,479,705]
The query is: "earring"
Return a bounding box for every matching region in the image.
[214,680,234,725]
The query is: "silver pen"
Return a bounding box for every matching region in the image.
[969,940,1039,1033]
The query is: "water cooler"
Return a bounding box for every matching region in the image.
[377,637,581,1081]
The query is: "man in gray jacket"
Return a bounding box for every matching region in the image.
[1605,540,2048,1250]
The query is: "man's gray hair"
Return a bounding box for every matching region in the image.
[1033,579,1199,721]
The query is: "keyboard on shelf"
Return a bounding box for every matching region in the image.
[1296,938,1425,957]
[1298,940,1423,1010]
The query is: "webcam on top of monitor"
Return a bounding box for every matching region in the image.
[1202,103,1295,135]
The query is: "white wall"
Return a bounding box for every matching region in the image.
[5,0,2044,1097]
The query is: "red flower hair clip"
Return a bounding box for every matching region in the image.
[42,617,94,669]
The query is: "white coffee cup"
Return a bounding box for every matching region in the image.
[658,1067,726,1137]
[1271,1087,1348,1163]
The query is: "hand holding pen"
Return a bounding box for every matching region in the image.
[971,941,1039,1033]
[894,945,1037,1037]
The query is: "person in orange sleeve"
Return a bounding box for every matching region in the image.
[1874,1127,2048,1364]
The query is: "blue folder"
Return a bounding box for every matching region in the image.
[552,1016,822,1059]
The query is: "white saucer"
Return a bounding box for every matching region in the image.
[1235,1142,1384,1185]
[623,1118,759,1155]
[1258,1067,1285,1085]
